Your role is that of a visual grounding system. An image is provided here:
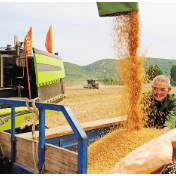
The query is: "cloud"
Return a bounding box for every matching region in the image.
[0,2,99,23]
[1,2,176,65]
[139,2,176,59]
[0,2,112,65]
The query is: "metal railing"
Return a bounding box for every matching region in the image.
[0,98,88,174]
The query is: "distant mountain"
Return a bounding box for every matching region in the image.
[64,57,176,86]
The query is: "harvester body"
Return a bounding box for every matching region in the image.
[0,38,65,131]
[83,79,99,89]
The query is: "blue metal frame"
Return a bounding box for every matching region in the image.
[13,163,36,174]
[46,126,120,152]
[0,98,88,174]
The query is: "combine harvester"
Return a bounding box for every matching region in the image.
[0,36,65,131]
[83,79,99,89]
[0,2,137,174]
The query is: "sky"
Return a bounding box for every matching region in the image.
[0,2,176,66]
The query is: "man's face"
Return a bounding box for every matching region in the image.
[152,81,171,102]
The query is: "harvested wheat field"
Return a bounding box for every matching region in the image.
[21,85,176,128]
[24,85,140,128]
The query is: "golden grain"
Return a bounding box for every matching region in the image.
[88,128,161,174]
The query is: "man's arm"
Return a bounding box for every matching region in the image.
[160,127,170,134]
[163,99,176,131]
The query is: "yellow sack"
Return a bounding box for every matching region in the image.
[110,128,176,174]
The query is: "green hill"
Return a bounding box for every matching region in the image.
[64,57,176,86]
[144,58,176,76]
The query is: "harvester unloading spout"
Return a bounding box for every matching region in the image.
[96,2,139,17]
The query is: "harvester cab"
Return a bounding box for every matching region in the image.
[83,79,99,89]
[0,36,66,131]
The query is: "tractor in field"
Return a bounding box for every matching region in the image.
[83,79,99,89]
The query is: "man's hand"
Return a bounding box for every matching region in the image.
[160,127,170,134]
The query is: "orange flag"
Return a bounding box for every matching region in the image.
[24,26,32,55]
[45,25,53,53]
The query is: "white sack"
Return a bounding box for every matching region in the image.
[110,128,176,174]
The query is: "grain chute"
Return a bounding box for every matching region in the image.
[96,2,139,17]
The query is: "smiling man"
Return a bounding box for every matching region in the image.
[143,75,176,134]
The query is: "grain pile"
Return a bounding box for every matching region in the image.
[88,128,161,174]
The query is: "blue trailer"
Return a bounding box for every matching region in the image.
[0,98,125,174]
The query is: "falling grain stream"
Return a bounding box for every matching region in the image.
[88,11,161,174]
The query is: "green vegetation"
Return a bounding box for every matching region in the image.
[146,65,163,80]
[144,58,176,76]
[64,57,176,86]
[170,65,176,86]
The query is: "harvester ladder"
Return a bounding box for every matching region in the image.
[0,98,87,174]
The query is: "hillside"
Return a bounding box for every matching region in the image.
[144,58,176,75]
[64,57,176,86]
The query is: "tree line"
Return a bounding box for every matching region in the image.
[146,64,176,86]
[101,64,176,86]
